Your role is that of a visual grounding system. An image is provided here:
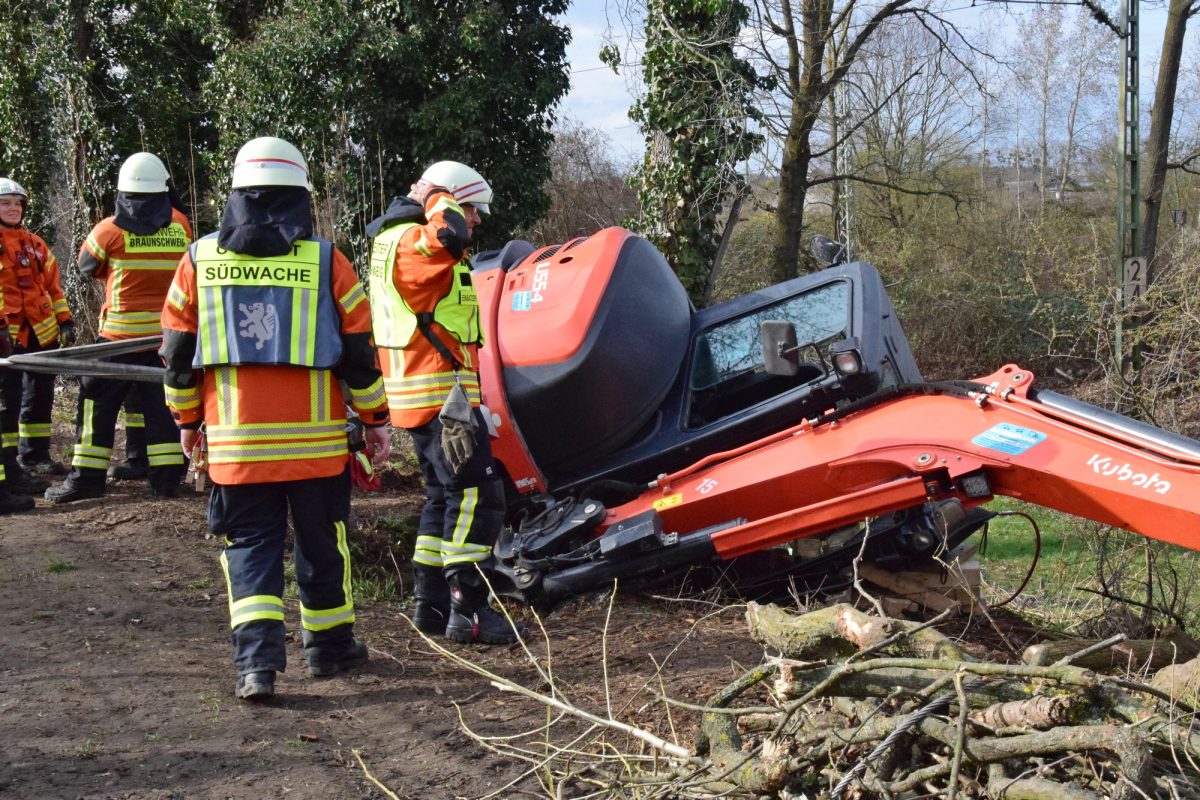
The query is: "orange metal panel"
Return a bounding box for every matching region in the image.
[602,373,1200,555]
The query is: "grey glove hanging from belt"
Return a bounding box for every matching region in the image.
[416,313,477,474]
[439,378,477,474]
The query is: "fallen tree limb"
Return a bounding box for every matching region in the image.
[747,601,964,661]
[918,720,1155,800]
[972,695,1078,730]
[1023,630,1200,672]
[993,776,1102,800]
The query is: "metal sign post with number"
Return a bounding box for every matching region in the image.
[1116,0,1140,369]
[1124,256,1147,305]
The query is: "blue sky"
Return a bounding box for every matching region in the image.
[557,0,1188,161]
[559,0,646,159]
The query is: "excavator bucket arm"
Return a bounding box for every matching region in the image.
[599,365,1200,561]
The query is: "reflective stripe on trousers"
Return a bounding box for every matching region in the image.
[406,407,505,571]
[210,467,356,673]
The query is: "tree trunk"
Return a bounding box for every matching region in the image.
[772,118,814,283]
[770,0,831,283]
[1141,0,1193,276]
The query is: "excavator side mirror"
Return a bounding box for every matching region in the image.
[808,235,846,267]
[761,320,800,376]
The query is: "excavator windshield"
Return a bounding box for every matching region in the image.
[687,280,851,427]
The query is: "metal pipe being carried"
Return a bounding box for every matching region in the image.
[0,335,165,383]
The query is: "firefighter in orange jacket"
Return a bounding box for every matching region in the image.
[0,177,73,493]
[365,161,521,645]
[160,137,391,701]
[0,312,34,515]
[47,153,190,503]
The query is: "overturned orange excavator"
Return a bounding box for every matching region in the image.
[469,227,1200,605]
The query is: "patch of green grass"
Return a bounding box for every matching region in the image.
[73,738,99,759]
[286,736,313,751]
[975,498,1200,632]
[46,560,78,574]
[198,691,222,723]
[355,571,401,603]
[186,577,213,591]
[283,560,297,599]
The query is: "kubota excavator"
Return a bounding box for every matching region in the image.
[465,226,1200,606]
[7,226,1198,607]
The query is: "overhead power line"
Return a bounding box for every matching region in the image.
[977,0,1122,35]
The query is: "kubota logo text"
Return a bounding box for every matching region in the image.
[1087,454,1172,495]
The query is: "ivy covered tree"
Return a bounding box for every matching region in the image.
[0,2,60,233]
[0,0,569,270]
[619,0,760,303]
[207,0,571,255]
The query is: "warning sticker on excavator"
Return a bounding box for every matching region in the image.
[653,493,684,511]
[972,423,1046,456]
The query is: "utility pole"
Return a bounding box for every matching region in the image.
[837,80,854,260]
[1116,0,1142,369]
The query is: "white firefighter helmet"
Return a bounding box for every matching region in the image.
[0,177,28,220]
[0,177,29,201]
[420,161,493,214]
[231,137,311,190]
[117,152,170,193]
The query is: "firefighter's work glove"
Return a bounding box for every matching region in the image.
[409,180,449,209]
[0,326,11,358]
[439,382,477,474]
[58,321,76,347]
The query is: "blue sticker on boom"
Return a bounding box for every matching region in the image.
[511,291,532,311]
[972,423,1046,456]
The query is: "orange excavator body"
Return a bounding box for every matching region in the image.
[607,364,1200,560]
[467,228,1200,604]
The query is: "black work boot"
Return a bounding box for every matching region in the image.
[445,569,525,645]
[306,638,369,678]
[19,454,67,476]
[110,459,148,481]
[3,457,49,495]
[411,564,451,635]
[44,475,106,504]
[0,484,35,515]
[148,465,186,498]
[235,670,276,701]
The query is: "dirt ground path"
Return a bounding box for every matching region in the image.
[0,481,760,799]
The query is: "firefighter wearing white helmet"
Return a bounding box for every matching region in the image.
[231,136,312,190]
[159,136,390,701]
[419,161,493,214]
[0,176,73,497]
[0,178,28,216]
[117,152,170,193]
[47,152,191,503]
[365,160,522,646]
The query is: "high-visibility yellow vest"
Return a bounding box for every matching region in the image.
[368,222,480,349]
[99,221,191,337]
[191,234,343,368]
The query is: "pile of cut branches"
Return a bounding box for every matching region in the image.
[689,603,1200,799]
[435,600,1200,799]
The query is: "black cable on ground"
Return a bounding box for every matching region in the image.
[989,510,1042,609]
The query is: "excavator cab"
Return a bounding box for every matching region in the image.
[473,229,988,604]
[473,227,921,504]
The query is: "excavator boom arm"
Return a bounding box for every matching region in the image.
[602,366,1200,557]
